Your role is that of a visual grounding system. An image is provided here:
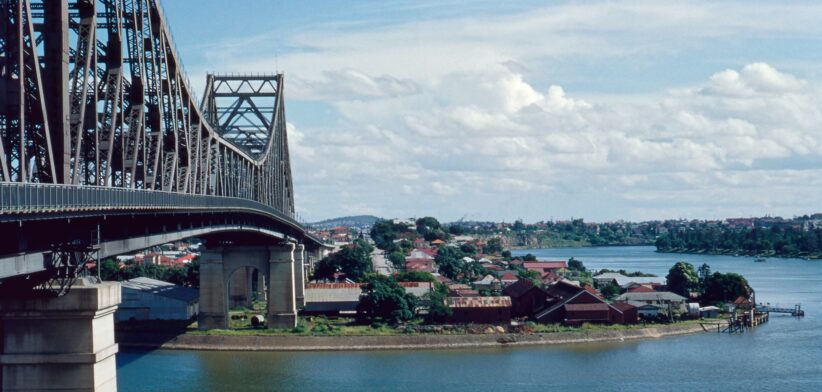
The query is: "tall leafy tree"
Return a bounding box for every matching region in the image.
[697,263,712,288]
[357,275,418,324]
[702,272,752,303]
[370,219,398,250]
[425,282,453,323]
[666,261,699,297]
[387,250,407,270]
[483,237,504,254]
[568,257,586,273]
[313,239,374,281]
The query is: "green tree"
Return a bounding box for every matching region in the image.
[313,239,374,281]
[387,250,407,270]
[459,243,477,255]
[370,219,398,250]
[483,237,504,254]
[568,257,586,272]
[448,225,465,235]
[425,282,453,323]
[435,246,465,281]
[356,275,418,324]
[702,272,752,304]
[666,261,699,297]
[600,282,621,299]
[416,216,441,231]
[517,269,543,287]
[697,263,711,289]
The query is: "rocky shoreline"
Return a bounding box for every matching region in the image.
[118,323,709,352]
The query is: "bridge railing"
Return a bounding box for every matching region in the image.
[0,183,299,229]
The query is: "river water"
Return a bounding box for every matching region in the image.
[117,246,822,391]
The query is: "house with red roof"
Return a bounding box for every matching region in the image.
[499,272,519,286]
[627,285,656,293]
[523,261,567,275]
[408,248,436,260]
[406,258,436,273]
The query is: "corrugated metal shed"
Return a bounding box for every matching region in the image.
[447,296,512,308]
[121,277,198,303]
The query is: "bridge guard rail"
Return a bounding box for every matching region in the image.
[0,183,297,226]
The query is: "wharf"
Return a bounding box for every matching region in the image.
[718,303,804,334]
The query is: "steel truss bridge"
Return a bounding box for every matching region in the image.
[0,0,322,295]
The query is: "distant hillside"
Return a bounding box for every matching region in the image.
[310,215,380,230]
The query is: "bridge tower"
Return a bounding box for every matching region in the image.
[1,0,325,390]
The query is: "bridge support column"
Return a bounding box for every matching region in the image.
[306,248,321,278]
[268,244,297,329]
[228,267,254,310]
[294,244,306,309]
[0,281,121,392]
[256,271,267,302]
[198,249,228,330]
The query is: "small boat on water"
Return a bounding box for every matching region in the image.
[754,257,767,263]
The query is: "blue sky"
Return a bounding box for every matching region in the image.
[164,1,822,222]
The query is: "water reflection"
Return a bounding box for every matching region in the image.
[118,247,822,391]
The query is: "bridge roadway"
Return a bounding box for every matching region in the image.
[0,182,324,284]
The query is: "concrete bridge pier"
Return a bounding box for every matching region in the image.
[256,271,267,302]
[199,244,298,330]
[294,244,306,309]
[228,267,255,310]
[268,244,297,329]
[0,281,121,392]
[306,248,323,278]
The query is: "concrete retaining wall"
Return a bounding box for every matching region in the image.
[119,323,708,352]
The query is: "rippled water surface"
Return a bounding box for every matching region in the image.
[118,246,822,391]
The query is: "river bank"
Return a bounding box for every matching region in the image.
[119,322,709,352]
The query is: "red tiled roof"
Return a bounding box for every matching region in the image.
[412,248,438,257]
[405,258,434,264]
[500,272,518,281]
[436,275,452,283]
[628,285,655,293]
[175,254,196,263]
[523,261,567,272]
[583,285,602,297]
[407,263,436,273]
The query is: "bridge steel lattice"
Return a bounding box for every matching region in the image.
[0,0,321,294]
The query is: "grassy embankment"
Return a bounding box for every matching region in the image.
[185,315,713,337]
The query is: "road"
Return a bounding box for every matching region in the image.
[371,250,393,276]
